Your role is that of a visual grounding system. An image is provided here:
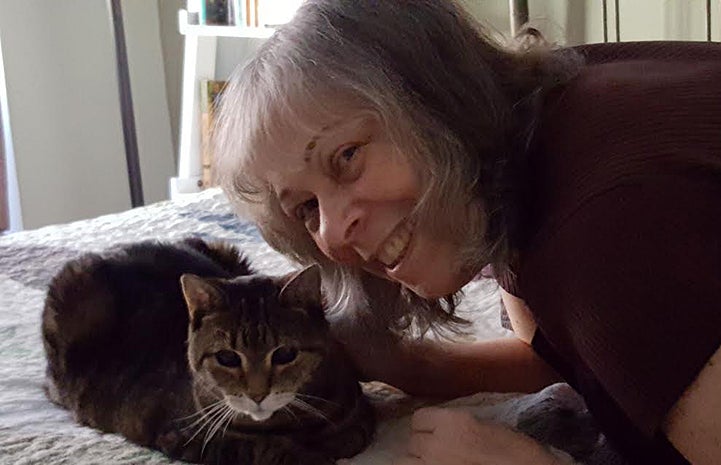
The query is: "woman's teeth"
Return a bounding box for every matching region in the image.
[377,222,412,268]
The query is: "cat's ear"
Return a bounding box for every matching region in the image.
[180,274,224,321]
[278,265,322,311]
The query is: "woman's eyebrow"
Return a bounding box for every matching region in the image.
[301,119,363,163]
[303,136,320,163]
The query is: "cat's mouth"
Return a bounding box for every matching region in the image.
[226,396,273,422]
[225,393,294,422]
[245,409,273,422]
[375,220,413,270]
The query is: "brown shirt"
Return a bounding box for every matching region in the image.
[500,41,721,464]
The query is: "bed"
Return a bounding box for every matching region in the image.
[0,189,626,464]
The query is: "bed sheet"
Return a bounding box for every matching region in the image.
[0,189,624,464]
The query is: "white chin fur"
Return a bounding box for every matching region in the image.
[226,393,295,422]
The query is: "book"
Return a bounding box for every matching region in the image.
[199,79,227,188]
[199,0,229,25]
[245,0,259,27]
[227,0,245,26]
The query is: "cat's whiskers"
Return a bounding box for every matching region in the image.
[221,408,238,438]
[184,402,229,447]
[180,401,226,433]
[291,398,334,425]
[175,399,225,423]
[201,404,236,455]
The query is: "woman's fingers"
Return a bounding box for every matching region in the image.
[411,406,475,432]
[393,458,426,465]
[406,431,434,457]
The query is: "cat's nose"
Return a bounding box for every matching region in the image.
[249,393,266,405]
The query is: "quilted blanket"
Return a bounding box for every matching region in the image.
[0,189,626,464]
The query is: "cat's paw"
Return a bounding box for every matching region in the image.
[156,429,204,462]
[294,452,336,465]
[156,430,183,456]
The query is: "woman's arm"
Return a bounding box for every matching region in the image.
[391,336,562,398]
[663,343,721,464]
[499,287,537,344]
[333,316,560,398]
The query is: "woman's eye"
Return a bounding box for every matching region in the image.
[271,346,298,365]
[333,144,363,179]
[294,198,318,221]
[341,145,358,162]
[215,350,242,367]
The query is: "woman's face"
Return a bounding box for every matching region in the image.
[259,114,474,298]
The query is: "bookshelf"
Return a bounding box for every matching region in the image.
[177,9,274,39]
[170,6,274,199]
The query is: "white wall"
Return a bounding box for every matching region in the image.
[122,0,176,204]
[0,0,175,229]
[0,31,22,231]
[213,0,721,80]
[158,0,185,161]
[0,0,130,229]
[215,37,265,80]
[462,0,719,44]
[159,0,719,211]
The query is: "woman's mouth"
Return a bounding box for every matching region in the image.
[376,221,413,270]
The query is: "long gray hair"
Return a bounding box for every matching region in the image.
[214,0,582,336]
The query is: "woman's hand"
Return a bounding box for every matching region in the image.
[394,407,563,465]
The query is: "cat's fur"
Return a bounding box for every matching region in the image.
[41,238,374,464]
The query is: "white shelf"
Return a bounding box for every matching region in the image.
[171,6,275,200]
[178,9,275,39]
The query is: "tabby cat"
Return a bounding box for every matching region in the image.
[41,238,374,464]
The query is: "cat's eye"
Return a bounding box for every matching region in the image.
[215,350,242,367]
[271,346,298,365]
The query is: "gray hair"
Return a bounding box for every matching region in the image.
[214,0,582,336]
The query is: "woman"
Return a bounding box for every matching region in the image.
[213,1,721,464]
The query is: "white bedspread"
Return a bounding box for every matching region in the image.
[0,189,622,464]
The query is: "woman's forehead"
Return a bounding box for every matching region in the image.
[257,111,374,168]
[257,119,324,171]
[248,122,324,196]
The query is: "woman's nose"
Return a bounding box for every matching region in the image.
[315,201,364,263]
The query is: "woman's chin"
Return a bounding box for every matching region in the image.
[394,273,466,299]
[404,263,478,298]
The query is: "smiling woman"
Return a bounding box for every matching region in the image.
[212,1,721,464]
[213,0,578,329]
[260,114,473,299]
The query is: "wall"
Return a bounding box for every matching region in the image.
[164,0,720,207]
[461,0,720,44]
[214,0,720,80]
[122,0,176,205]
[0,0,175,229]
[0,0,130,229]
[158,0,185,161]
[0,30,22,231]
[215,37,265,80]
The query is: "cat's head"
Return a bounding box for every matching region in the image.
[180,265,329,422]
